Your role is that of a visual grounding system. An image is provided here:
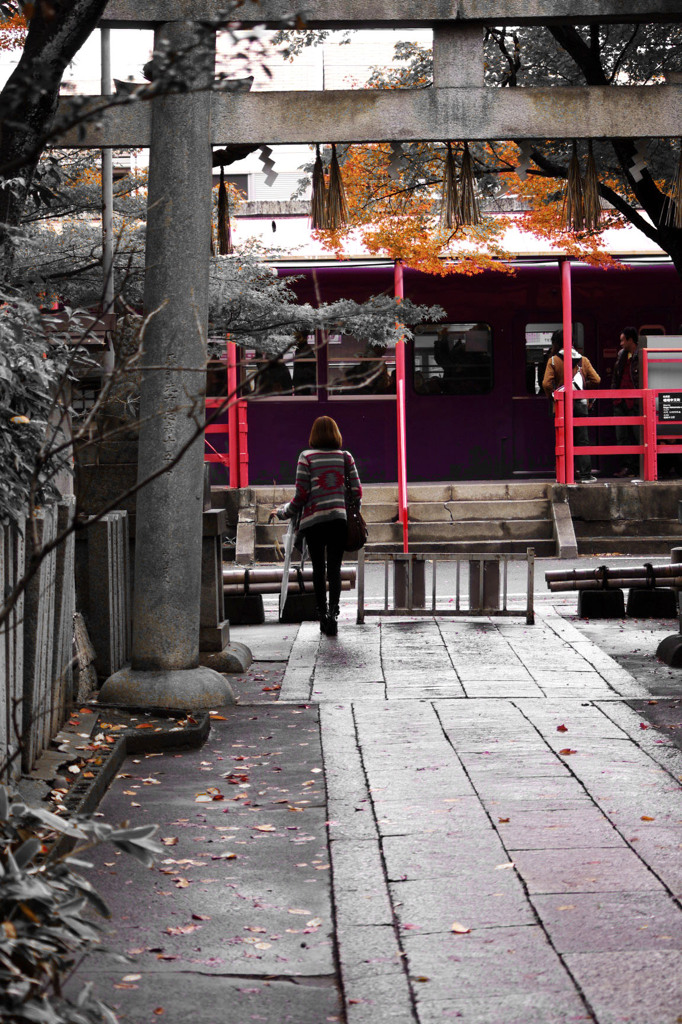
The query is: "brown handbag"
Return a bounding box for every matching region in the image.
[344,454,368,552]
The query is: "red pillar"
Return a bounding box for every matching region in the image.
[560,258,575,484]
[227,340,240,488]
[394,260,409,553]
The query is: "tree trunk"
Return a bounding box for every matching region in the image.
[0,0,109,230]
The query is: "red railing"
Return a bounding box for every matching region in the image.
[554,354,682,484]
[204,339,248,488]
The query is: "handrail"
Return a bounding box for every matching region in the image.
[553,383,682,482]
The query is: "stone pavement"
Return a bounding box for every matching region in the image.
[80,596,682,1024]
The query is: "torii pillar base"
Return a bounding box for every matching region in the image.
[99,665,235,710]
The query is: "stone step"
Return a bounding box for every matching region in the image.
[573,519,682,538]
[256,518,553,544]
[577,536,682,556]
[247,480,552,504]
[254,538,554,560]
[254,498,550,525]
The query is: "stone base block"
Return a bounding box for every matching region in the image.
[626,587,678,619]
[224,594,264,624]
[577,588,625,619]
[657,633,682,666]
[98,665,236,709]
[281,592,319,623]
[199,641,253,674]
[200,620,231,652]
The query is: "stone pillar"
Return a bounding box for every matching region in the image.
[433,25,485,89]
[101,21,234,709]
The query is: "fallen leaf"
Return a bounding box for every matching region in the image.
[641,815,655,821]
[451,921,471,934]
[254,942,271,950]
[288,908,311,915]
[559,749,577,755]
[165,924,198,935]
[154,1010,164,1017]
[556,724,568,732]
[306,918,322,928]
[161,837,178,846]
[135,723,155,730]
[495,862,515,871]
[414,976,430,982]
[173,878,190,888]
[253,824,276,832]
[639,723,649,730]
[498,817,510,824]
[245,926,267,933]
[558,905,576,911]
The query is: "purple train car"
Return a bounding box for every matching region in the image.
[210,258,682,486]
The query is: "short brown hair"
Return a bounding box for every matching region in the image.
[309,416,342,449]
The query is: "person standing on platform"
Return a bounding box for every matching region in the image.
[272,416,362,637]
[542,329,601,482]
[611,326,640,477]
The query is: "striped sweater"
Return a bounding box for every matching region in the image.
[280,448,362,530]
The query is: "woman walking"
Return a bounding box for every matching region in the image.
[273,416,362,636]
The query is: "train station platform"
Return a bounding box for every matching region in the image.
[76,585,682,1024]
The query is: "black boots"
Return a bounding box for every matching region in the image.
[318,603,339,636]
[326,604,339,637]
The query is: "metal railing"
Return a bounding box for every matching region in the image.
[356,548,535,625]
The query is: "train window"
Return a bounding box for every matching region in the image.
[413,323,493,395]
[328,334,396,396]
[206,358,228,397]
[237,333,317,397]
[525,322,585,396]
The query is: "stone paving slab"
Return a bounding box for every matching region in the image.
[563,950,682,1024]
[512,847,665,894]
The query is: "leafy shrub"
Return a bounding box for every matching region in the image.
[0,296,77,525]
[0,784,162,1023]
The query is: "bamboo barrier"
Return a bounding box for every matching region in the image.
[545,563,681,584]
[223,566,356,586]
[548,576,682,592]
[224,579,354,596]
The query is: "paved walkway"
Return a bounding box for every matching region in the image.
[81,600,682,1024]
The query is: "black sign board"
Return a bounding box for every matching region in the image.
[660,393,682,421]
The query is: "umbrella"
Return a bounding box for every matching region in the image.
[278,520,308,620]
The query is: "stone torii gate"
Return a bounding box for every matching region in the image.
[67,1,680,709]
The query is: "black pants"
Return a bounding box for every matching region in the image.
[302,519,347,611]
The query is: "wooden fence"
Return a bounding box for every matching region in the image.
[1,502,130,781]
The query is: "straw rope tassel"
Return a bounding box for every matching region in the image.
[665,141,682,229]
[311,144,327,230]
[218,166,233,255]
[583,140,602,232]
[327,143,349,230]
[563,141,585,232]
[459,142,481,226]
[440,142,460,229]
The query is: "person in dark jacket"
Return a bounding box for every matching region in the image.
[542,329,601,482]
[611,326,640,476]
[273,416,362,636]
